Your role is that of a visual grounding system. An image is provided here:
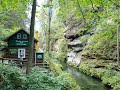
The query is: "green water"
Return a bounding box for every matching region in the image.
[65,66,111,90]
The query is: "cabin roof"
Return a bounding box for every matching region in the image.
[36,48,44,53]
[4,29,38,42]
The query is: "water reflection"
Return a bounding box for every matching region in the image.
[65,66,111,90]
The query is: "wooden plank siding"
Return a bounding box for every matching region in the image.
[6,47,36,64]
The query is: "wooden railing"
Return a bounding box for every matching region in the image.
[0,58,49,68]
[0,58,18,64]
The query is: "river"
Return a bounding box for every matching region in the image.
[64,65,111,90]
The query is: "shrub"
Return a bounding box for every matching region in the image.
[0,64,80,90]
[0,64,24,90]
[79,60,120,90]
[48,62,81,90]
[24,67,63,90]
[102,70,120,90]
[58,73,80,90]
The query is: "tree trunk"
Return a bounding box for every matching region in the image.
[26,0,36,75]
[117,25,120,66]
[48,8,51,57]
[47,0,52,57]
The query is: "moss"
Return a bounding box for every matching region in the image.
[49,61,63,75]
[48,61,81,90]
[78,59,120,90]
[55,38,67,62]
[58,73,81,90]
[77,29,87,37]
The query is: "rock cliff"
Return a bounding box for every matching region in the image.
[64,18,92,66]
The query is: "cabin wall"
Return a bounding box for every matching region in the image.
[6,47,36,63]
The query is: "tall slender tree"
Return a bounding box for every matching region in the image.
[117,25,120,66]
[47,0,52,57]
[26,0,36,75]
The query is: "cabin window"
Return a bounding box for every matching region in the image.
[23,34,27,39]
[17,33,21,39]
[18,49,25,58]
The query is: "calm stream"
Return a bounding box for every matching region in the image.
[64,65,111,90]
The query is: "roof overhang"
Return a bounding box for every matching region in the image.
[4,28,38,42]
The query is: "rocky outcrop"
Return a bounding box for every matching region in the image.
[64,19,85,40]
[64,18,92,66]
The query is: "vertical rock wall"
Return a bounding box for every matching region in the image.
[64,19,91,66]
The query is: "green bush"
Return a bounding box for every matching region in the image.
[0,64,78,90]
[58,73,80,90]
[0,64,25,90]
[49,61,63,75]
[24,67,63,90]
[79,60,120,90]
[82,21,117,60]
[102,70,120,90]
[48,62,81,90]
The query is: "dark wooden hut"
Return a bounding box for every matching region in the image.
[4,29,44,65]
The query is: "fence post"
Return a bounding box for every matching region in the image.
[2,58,3,63]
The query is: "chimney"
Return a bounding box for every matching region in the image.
[35,31,39,51]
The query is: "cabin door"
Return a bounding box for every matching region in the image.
[18,49,25,58]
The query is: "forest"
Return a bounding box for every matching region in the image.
[0,0,120,90]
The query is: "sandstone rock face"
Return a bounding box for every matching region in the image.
[64,19,92,66]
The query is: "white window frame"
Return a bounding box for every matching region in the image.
[18,48,25,58]
[17,33,21,39]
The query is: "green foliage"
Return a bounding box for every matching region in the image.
[0,26,13,39]
[54,0,120,61]
[0,0,32,11]
[25,67,63,90]
[58,73,81,90]
[48,61,63,75]
[79,59,120,90]
[0,64,80,90]
[0,10,27,29]
[48,61,81,90]
[82,1,119,60]
[0,0,32,29]
[0,64,25,90]
[82,15,119,59]
[57,0,120,59]
[55,38,67,62]
[58,0,120,21]
[0,26,18,48]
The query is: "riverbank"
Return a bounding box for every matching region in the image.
[78,59,120,90]
[65,65,110,90]
[48,61,81,90]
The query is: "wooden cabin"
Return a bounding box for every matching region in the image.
[4,29,44,65]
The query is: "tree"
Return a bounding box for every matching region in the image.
[26,0,36,75]
[48,1,52,57]
[0,0,32,49]
[0,0,31,29]
[117,25,120,66]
